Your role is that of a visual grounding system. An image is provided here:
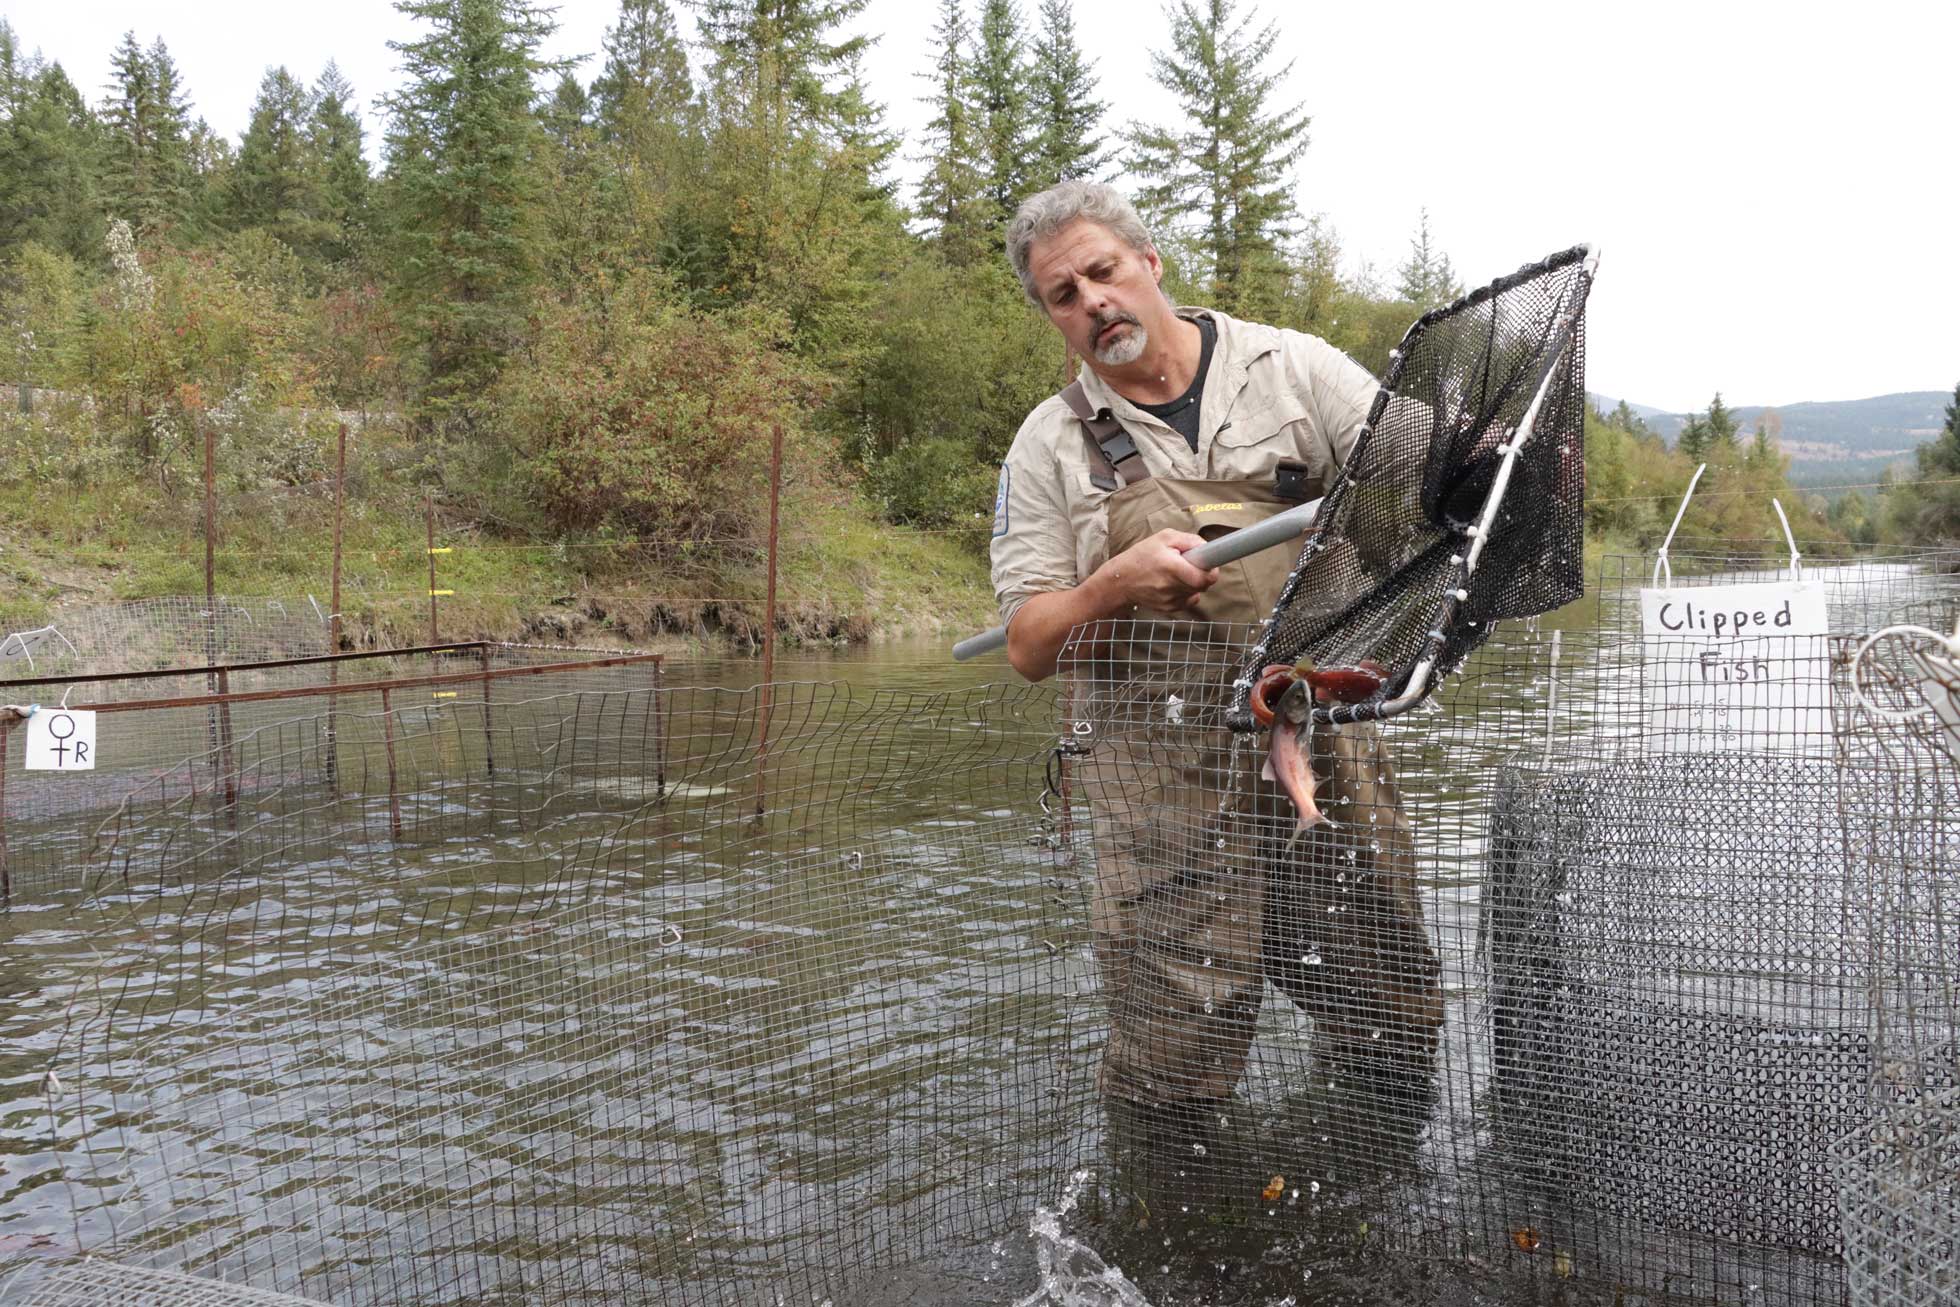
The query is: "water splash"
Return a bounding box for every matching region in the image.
[1011,1170,1155,1307]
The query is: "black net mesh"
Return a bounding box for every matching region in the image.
[1228,246,1592,729]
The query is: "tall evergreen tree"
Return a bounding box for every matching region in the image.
[0,43,107,261]
[914,0,989,266]
[1704,392,1739,450]
[101,32,195,232]
[1127,0,1309,314]
[1677,412,1709,462]
[592,0,695,148]
[1026,0,1105,189]
[228,67,318,243]
[310,62,371,267]
[381,0,563,429]
[970,0,1030,219]
[1394,207,1461,309]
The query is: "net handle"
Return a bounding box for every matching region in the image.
[1851,623,1959,723]
[1345,246,1600,724]
[951,498,1323,661]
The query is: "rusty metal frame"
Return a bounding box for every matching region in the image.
[65,650,664,715]
[0,642,494,693]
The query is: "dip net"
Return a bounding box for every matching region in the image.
[1230,245,1593,729]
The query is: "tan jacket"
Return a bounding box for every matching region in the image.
[989,307,1379,629]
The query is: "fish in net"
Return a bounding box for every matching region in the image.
[1228,244,1597,753]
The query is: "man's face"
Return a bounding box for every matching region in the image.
[1026,219,1168,369]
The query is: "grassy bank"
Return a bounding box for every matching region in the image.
[0,464,998,652]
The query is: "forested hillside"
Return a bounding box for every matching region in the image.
[0,0,1946,641]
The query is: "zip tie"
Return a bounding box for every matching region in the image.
[1651,463,1708,589]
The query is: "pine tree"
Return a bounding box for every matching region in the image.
[913,0,989,265]
[970,0,1031,220]
[381,0,563,429]
[101,32,195,232]
[1704,392,1738,450]
[592,0,695,149]
[1395,207,1461,309]
[310,62,371,268]
[0,43,107,261]
[1127,0,1309,315]
[1677,412,1709,462]
[1026,0,1106,189]
[228,67,318,243]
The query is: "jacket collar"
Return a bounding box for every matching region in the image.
[1075,307,1283,469]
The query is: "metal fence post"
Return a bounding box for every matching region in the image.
[327,423,347,788]
[478,643,496,778]
[753,423,782,818]
[425,496,441,644]
[0,721,10,899]
[379,686,403,842]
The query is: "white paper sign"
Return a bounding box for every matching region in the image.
[24,709,97,770]
[1640,581,1832,753]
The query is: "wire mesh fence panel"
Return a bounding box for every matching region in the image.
[5,1261,328,1307]
[0,644,664,897]
[21,678,1094,1306]
[0,599,331,679]
[1836,1078,1960,1307]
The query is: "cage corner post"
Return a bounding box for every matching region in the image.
[202,414,238,814]
[0,719,10,900]
[326,422,347,788]
[753,422,783,819]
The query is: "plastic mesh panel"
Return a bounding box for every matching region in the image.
[1837,1082,1960,1307]
[10,1262,325,1307]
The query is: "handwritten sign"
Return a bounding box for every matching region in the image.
[24,709,97,770]
[1640,581,1831,754]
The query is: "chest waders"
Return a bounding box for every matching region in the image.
[1070,424,1443,1107]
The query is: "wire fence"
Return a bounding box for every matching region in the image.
[3,551,1960,1306]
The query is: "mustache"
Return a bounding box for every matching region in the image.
[1091,310,1141,337]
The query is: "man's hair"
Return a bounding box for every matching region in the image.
[1006,181,1155,307]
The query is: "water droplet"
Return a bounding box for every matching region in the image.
[1191,1142,1207,1157]
[1301,950,1322,966]
[1309,1180,1321,1194]
[1201,998,1215,1014]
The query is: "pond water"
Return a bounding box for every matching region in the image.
[0,569,1942,1307]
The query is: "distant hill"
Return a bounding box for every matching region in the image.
[1588,390,1948,487]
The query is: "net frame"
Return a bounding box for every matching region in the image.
[1228,244,1596,732]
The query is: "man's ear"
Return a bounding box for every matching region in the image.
[1144,244,1164,284]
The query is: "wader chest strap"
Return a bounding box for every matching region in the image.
[1060,379,1151,491]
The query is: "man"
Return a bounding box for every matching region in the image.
[990,180,1443,1112]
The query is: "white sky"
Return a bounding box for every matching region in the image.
[7,0,1957,414]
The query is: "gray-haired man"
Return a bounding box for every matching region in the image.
[990,180,1443,1110]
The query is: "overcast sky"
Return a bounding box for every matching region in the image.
[7,0,1956,414]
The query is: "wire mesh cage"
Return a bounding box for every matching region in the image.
[5,1260,327,1307]
[7,550,1960,1306]
[0,643,667,898]
[1837,1078,1960,1307]
[18,678,1096,1307]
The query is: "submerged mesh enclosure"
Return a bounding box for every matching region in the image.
[1229,246,1592,730]
[0,643,665,897]
[6,551,1960,1306]
[8,1261,325,1307]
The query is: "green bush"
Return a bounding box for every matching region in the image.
[499,273,822,546]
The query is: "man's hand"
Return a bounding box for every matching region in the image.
[1099,529,1220,613]
[1004,529,1220,681]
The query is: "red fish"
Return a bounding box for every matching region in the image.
[1261,676,1324,832]
[1303,659,1387,704]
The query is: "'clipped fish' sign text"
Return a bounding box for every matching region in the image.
[24,709,97,771]
[1639,581,1831,754]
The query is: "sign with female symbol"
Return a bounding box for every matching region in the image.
[25,709,96,770]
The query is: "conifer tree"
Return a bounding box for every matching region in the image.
[1677,412,1709,462]
[381,0,562,430]
[1704,392,1739,450]
[310,62,372,267]
[228,67,318,243]
[970,0,1031,219]
[592,0,695,148]
[914,0,989,266]
[0,32,106,260]
[1026,0,1106,189]
[1127,0,1307,313]
[101,32,195,232]
[1394,207,1461,309]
